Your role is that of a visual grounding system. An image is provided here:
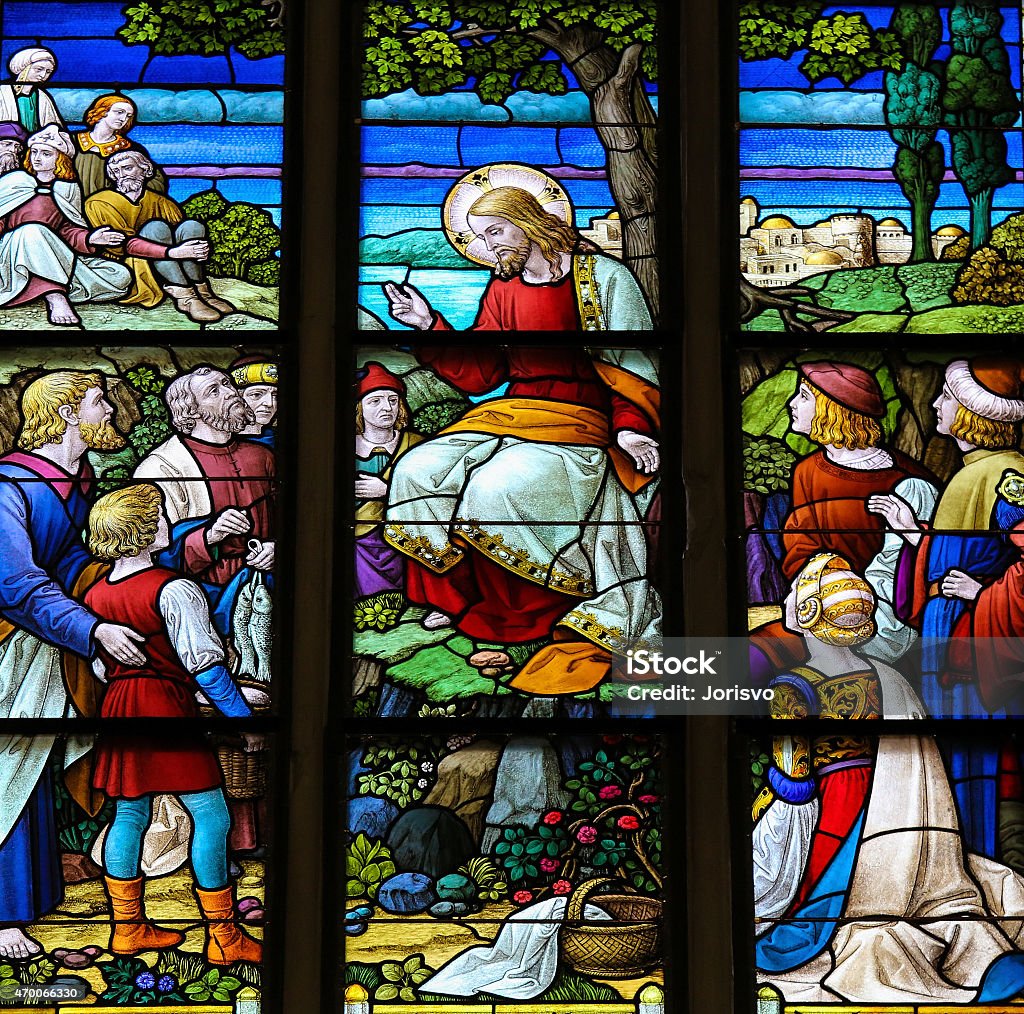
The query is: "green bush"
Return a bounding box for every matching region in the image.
[346,834,396,900]
[182,191,281,285]
[354,592,404,632]
[743,435,797,494]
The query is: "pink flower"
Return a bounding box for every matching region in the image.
[617,815,641,831]
[543,811,563,826]
[539,858,559,873]
[598,785,622,800]
[576,825,598,844]
[552,880,572,896]
[638,794,660,805]
[513,890,533,905]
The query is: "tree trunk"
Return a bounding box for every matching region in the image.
[970,187,994,250]
[540,30,660,321]
[907,164,936,263]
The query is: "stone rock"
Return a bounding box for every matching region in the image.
[377,872,436,914]
[429,900,470,918]
[482,738,570,852]
[353,658,384,697]
[423,740,503,842]
[346,748,371,795]
[470,650,510,669]
[376,682,419,717]
[345,921,368,935]
[61,852,102,883]
[435,873,475,903]
[521,697,558,719]
[348,795,400,840]
[386,806,476,878]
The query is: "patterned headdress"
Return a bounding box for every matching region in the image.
[793,553,875,648]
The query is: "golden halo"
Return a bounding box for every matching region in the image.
[441,162,574,267]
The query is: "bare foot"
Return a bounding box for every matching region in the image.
[44,292,81,326]
[0,926,42,960]
[422,610,452,630]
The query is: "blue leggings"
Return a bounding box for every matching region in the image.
[104,789,230,890]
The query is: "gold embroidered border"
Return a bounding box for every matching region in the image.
[382,523,463,573]
[560,607,658,655]
[451,519,593,596]
[573,254,606,331]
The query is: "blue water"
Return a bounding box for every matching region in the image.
[741,129,1024,169]
[132,125,283,165]
[361,123,610,170]
[357,266,491,330]
[360,205,607,237]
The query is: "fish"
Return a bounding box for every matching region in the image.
[249,582,273,684]
[232,577,258,680]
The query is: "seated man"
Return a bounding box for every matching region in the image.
[0,124,130,325]
[84,150,234,323]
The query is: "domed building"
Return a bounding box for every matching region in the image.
[933,223,967,258]
[580,209,623,257]
[876,217,912,263]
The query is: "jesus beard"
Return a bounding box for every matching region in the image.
[79,420,126,451]
[198,398,256,435]
[493,240,532,280]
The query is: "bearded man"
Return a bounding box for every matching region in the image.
[0,122,27,177]
[384,184,652,330]
[0,371,147,960]
[85,150,233,322]
[133,366,275,628]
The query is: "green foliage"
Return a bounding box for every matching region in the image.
[886,64,943,148]
[345,962,383,990]
[890,6,941,67]
[183,968,242,1003]
[0,965,17,1005]
[737,2,901,83]
[459,856,509,902]
[98,955,187,1004]
[952,213,1024,305]
[539,973,620,1003]
[183,192,281,283]
[51,751,116,853]
[358,738,440,806]
[363,0,657,104]
[896,261,961,310]
[411,399,466,435]
[989,212,1024,261]
[940,234,971,261]
[750,744,770,795]
[493,824,559,883]
[118,0,284,58]
[346,833,397,900]
[814,264,906,313]
[743,435,796,495]
[374,955,434,1003]
[354,592,405,632]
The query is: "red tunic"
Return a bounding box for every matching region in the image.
[782,450,935,579]
[180,437,275,585]
[431,271,580,330]
[87,567,221,798]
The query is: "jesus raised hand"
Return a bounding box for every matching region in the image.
[384,282,435,330]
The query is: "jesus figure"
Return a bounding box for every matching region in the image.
[383,182,652,331]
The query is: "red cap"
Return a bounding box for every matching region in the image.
[356,362,405,397]
[800,361,885,418]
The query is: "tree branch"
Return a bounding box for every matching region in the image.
[613,42,644,86]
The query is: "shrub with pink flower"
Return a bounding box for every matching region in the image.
[576,825,598,844]
[542,811,562,826]
[598,785,622,800]
[638,794,660,805]
[513,889,533,905]
[552,880,572,896]
[617,815,641,831]
[539,857,559,873]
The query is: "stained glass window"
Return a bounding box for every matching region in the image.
[356,1,660,332]
[0,0,287,331]
[736,2,1024,1009]
[0,344,281,1005]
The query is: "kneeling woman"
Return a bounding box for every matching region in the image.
[86,483,261,964]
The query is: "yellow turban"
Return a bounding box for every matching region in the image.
[793,553,875,648]
[231,361,278,388]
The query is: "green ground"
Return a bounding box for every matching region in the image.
[0,278,278,332]
[741,261,1024,333]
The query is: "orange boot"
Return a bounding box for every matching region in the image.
[105,875,185,954]
[194,885,262,965]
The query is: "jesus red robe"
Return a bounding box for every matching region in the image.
[430,270,580,331]
[405,347,655,641]
[783,449,935,580]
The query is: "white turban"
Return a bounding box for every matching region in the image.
[8,48,55,79]
[27,125,73,158]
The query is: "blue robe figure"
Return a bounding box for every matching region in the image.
[0,451,99,925]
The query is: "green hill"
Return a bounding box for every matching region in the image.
[361,230,466,269]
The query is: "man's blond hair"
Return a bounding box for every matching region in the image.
[18,371,104,451]
[807,382,883,451]
[468,186,578,275]
[87,483,162,560]
[950,404,1017,450]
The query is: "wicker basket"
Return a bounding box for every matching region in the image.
[216,741,267,800]
[560,877,663,978]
